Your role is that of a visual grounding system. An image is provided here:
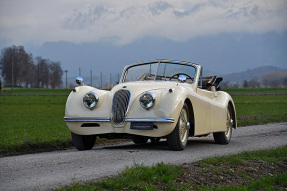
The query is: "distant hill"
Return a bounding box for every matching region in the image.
[221,66,287,83]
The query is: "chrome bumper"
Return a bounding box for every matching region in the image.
[64,117,174,123]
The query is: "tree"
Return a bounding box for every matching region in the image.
[248,76,261,88]
[0,46,34,87]
[49,61,63,89]
[283,78,287,88]
[36,57,50,88]
[243,80,248,88]
[0,79,2,92]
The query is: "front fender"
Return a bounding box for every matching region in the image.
[65,86,111,118]
[126,86,186,134]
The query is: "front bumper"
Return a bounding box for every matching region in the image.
[64,117,175,137]
[64,117,174,123]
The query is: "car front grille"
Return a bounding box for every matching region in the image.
[112,89,131,125]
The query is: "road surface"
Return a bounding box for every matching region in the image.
[0,122,287,191]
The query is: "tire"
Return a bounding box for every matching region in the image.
[167,103,190,151]
[71,132,96,151]
[132,135,149,144]
[213,104,233,144]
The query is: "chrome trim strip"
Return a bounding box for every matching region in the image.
[64,117,111,122]
[63,117,174,123]
[125,118,174,123]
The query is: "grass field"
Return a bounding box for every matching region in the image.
[225,87,287,94]
[0,95,72,155]
[0,88,287,156]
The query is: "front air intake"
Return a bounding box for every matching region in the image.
[112,89,131,125]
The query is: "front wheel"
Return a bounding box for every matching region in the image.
[167,103,190,151]
[213,105,233,144]
[71,132,96,151]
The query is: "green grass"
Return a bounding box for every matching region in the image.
[60,162,182,191]
[0,96,72,155]
[233,95,287,126]
[1,88,71,95]
[224,88,287,94]
[58,146,287,191]
[199,174,287,191]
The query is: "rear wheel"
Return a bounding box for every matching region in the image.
[71,132,96,151]
[213,105,233,144]
[167,103,190,151]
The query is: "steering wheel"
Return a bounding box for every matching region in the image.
[169,73,193,81]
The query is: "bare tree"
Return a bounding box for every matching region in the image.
[248,76,261,88]
[49,61,63,89]
[36,57,50,88]
[0,46,34,87]
[1,46,64,88]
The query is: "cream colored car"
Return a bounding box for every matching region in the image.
[64,59,237,151]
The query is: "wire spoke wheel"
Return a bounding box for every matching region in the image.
[213,104,233,144]
[225,107,232,138]
[167,103,190,151]
[179,109,188,142]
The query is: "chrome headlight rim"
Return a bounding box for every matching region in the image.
[83,91,99,110]
[139,92,155,110]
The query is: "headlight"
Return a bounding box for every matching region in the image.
[139,92,155,109]
[83,92,99,110]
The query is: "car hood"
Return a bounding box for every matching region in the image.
[111,81,178,94]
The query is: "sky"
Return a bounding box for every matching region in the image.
[0,0,287,81]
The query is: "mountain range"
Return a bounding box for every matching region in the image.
[221,65,287,83]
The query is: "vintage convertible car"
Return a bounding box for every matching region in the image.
[64,59,236,151]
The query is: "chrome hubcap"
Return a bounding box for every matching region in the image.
[225,108,232,138]
[179,109,188,142]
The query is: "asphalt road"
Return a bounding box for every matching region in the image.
[1,122,287,191]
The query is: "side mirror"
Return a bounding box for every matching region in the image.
[76,76,84,86]
[178,75,186,83]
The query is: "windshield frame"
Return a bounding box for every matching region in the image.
[120,60,198,84]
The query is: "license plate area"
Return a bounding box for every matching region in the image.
[130,122,153,130]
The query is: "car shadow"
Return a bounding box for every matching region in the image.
[94,137,215,151]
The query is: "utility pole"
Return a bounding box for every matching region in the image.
[100,72,102,89]
[11,58,13,92]
[64,70,68,89]
[110,73,112,89]
[79,67,81,76]
[90,70,92,86]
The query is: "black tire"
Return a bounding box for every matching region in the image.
[213,105,233,144]
[167,103,190,151]
[132,135,149,144]
[71,132,96,151]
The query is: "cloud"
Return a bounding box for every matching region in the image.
[0,0,286,47]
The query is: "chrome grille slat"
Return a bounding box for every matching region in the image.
[112,90,131,125]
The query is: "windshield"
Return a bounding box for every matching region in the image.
[122,61,196,83]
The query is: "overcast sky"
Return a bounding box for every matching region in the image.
[0,0,287,79]
[1,0,286,46]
